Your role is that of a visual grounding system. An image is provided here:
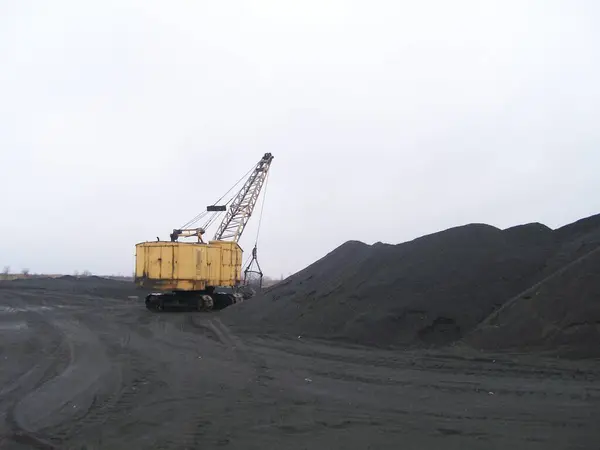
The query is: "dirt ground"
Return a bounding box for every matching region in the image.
[0,280,599,449]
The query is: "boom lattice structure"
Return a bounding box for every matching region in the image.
[213,153,274,242]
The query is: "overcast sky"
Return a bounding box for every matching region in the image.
[1,0,599,277]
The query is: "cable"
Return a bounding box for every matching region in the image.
[180,211,209,229]
[202,210,224,231]
[242,253,252,271]
[201,183,240,231]
[199,211,216,230]
[254,169,270,246]
[211,163,257,208]
[178,162,258,230]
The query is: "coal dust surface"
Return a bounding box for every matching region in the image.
[1,277,599,449]
[223,213,600,358]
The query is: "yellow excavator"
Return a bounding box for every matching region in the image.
[135,153,274,311]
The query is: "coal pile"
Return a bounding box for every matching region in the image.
[223,213,600,356]
[468,230,600,358]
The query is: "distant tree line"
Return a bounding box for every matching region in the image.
[1,267,95,280]
[1,266,30,280]
[1,267,289,284]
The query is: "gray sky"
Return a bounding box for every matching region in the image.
[1,0,599,277]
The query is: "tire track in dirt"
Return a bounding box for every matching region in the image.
[12,318,116,434]
[196,317,275,385]
[62,309,218,449]
[101,313,279,449]
[0,296,72,449]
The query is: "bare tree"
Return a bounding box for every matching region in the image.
[21,268,30,277]
[2,266,9,280]
[82,270,92,277]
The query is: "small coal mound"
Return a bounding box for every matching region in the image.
[223,213,600,357]
[0,275,141,297]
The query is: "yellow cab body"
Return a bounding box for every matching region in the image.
[134,240,242,291]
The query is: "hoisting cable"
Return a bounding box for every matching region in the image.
[200,211,219,229]
[209,162,257,209]
[202,210,224,230]
[200,180,243,230]
[243,169,270,287]
[242,253,252,272]
[178,162,258,230]
[254,168,270,247]
[180,210,210,229]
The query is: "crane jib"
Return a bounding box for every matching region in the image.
[168,153,273,244]
[212,153,274,243]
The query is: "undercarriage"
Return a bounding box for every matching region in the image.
[145,286,255,312]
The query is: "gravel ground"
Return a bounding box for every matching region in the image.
[0,280,599,449]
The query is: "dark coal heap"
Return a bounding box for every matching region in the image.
[223,213,600,357]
